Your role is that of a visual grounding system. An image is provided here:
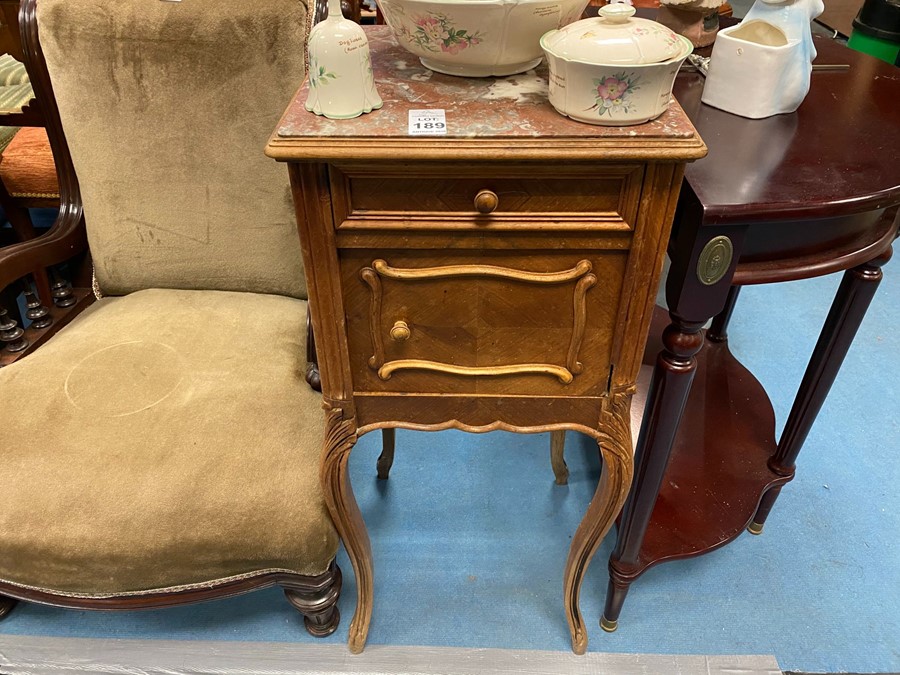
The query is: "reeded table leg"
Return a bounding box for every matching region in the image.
[320,406,372,654]
[564,393,634,654]
[602,313,704,631]
[750,248,892,534]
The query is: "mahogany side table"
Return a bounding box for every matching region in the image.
[267,27,705,654]
[600,34,900,629]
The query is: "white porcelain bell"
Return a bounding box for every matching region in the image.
[701,0,824,119]
[305,0,383,120]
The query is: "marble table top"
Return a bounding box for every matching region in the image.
[269,26,705,162]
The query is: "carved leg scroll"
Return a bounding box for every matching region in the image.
[320,406,372,654]
[550,430,569,485]
[283,561,342,637]
[376,428,396,480]
[563,393,634,655]
[0,595,17,620]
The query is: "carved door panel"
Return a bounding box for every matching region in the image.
[341,249,629,396]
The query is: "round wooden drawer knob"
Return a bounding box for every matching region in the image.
[474,189,499,214]
[390,320,411,341]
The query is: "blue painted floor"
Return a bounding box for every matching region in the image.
[1,263,898,673]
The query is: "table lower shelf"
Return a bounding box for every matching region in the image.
[627,309,792,578]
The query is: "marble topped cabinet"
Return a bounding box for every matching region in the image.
[267,27,705,654]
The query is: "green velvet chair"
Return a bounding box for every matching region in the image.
[0,0,342,635]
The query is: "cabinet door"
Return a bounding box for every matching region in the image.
[341,249,628,397]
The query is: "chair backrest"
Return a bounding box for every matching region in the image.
[35,0,315,299]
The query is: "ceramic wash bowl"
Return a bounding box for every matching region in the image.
[376,0,589,76]
[542,4,693,125]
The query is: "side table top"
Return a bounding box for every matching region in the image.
[673,36,900,225]
[267,26,706,162]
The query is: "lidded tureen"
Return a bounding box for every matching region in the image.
[541,4,693,125]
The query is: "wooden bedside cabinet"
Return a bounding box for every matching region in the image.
[267,27,705,654]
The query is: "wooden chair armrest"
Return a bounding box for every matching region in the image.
[0,205,86,293]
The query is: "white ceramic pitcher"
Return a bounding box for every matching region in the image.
[701,0,824,119]
[306,0,383,119]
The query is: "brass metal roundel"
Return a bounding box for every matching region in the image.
[697,236,733,286]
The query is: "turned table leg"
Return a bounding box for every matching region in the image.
[319,406,372,654]
[602,313,704,631]
[564,393,634,654]
[750,247,892,534]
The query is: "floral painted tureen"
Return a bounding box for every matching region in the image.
[376,0,590,77]
[541,4,693,125]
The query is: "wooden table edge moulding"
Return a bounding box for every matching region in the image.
[267,27,706,654]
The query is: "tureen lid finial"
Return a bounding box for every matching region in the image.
[598,3,637,22]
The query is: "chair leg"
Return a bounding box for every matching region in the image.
[376,428,396,480]
[283,562,342,637]
[550,430,569,485]
[0,595,18,620]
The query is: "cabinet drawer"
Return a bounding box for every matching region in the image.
[342,250,628,397]
[331,163,643,232]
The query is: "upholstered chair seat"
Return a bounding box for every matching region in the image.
[0,289,337,596]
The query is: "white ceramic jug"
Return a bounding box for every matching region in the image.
[701,0,824,119]
[306,0,383,119]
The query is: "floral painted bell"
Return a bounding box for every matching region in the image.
[305,0,383,120]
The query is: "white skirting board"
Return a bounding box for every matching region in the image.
[0,635,781,675]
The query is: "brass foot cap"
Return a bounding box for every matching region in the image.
[600,616,618,633]
[747,521,764,535]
